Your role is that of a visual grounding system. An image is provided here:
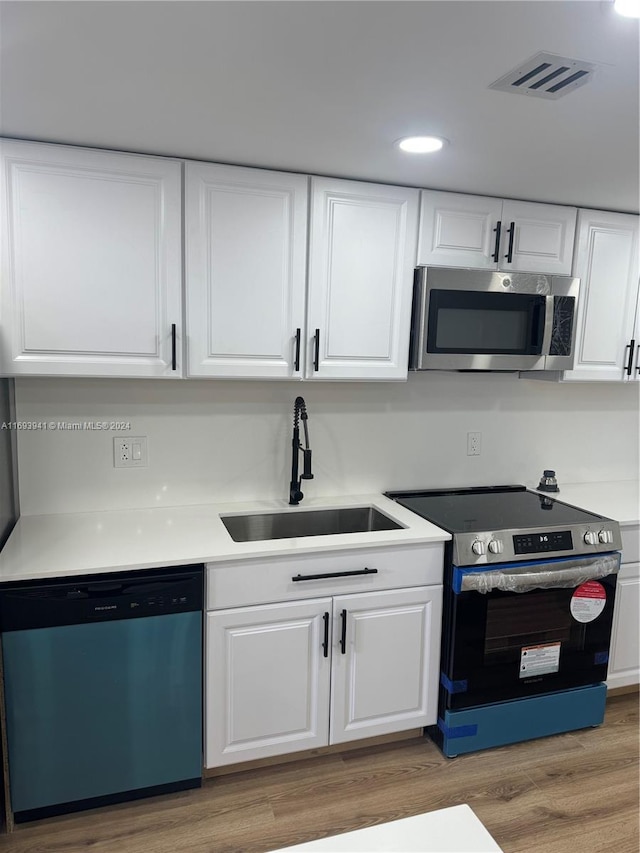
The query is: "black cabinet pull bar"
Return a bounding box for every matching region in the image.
[171,324,177,371]
[313,329,320,371]
[294,328,301,372]
[625,339,635,376]
[492,221,502,263]
[340,609,347,654]
[504,222,515,263]
[292,567,378,582]
[322,612,329,658]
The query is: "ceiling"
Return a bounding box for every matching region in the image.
[1,0,638,212]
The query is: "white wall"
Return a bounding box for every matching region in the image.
[14,374,639,516]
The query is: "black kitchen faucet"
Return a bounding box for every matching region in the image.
[289,396,313,505]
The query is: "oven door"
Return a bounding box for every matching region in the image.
[440,553,620,711]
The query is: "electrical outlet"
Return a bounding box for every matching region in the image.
[467,431,482,456]
[113,436,148,468]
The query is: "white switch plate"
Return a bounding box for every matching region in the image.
[113,436,148,468]
[467,432,482,456]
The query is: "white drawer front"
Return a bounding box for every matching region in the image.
[206,544,444,610]
[621,525,640,566]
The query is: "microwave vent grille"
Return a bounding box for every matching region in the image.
[489,52,599,100]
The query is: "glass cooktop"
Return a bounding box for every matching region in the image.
[384,485,607,533]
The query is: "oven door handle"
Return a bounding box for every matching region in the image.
[458,553,620,594]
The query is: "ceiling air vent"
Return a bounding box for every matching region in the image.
[489,52,599,100]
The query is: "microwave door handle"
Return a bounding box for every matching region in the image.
[540,295,554,355]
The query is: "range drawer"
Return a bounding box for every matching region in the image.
[206,543,444,610]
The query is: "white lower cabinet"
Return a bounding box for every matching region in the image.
[206,599,331,766]
[607,561,640,690]
[205,584,442,768]
[329,586,442,745]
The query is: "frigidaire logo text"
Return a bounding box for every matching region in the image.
[94,605,117,612]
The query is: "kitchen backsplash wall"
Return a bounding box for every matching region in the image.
[14,374,639,516]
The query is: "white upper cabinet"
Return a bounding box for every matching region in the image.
[307,177,419,380]
[417,191,503,270]
[418,190,577,275]
[562,210,639,382]
[185,163,308,379]
[0,140,182,377]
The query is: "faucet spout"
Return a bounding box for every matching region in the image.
[289,397,313,505]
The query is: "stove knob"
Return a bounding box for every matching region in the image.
[584,531,598,546]
[472,540,486,556]
[598,529,613,544]
[488,539,504,555]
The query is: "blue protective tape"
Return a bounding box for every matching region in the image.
[437,718,478,739]
[440,673,468,694]
[452,551,621,594]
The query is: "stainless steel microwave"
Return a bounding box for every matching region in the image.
[409,267,580,372]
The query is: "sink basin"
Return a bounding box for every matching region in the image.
[221,506,403,542]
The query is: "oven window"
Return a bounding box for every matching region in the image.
[484,590,586,664]
[427,290,545,355]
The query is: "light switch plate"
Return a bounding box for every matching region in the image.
[113,436,148,468]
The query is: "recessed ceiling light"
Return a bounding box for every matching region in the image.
[396,136,447,154]
[614,0,640,17]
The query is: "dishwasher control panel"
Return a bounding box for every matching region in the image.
[0,565,204,631]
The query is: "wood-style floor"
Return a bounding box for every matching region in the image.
[1,693,637,853]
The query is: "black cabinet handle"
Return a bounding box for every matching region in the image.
[625,339,635,376]
[322,612,329,658]
[313,329,320,371]
[492,220,502,263]
[292,567,378,582]
[340,609,347,654]
[294,328,301,372]
[171,324,177,371]
[504,222,515,263]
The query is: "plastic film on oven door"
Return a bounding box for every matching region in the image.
[457,553,620,594]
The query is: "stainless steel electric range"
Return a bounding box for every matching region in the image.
[385,485,622,757]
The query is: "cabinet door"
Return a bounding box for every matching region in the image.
[307,177,419,380]
[417,190,503,269]
[563,210,639,382]
[500,200,577,275]
[185,163,307,378]
[205,598,331,767]
[0,140,182,377]
[607,565,640,690]
[631,276,640,382]
[329,585,442,745]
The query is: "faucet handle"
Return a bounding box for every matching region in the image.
[302,448,313,479]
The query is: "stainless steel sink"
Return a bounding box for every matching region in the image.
[221,506,403,542]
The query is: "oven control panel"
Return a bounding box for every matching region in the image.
[454,524,622,566]
[513,530,573,555]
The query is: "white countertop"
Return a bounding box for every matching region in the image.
[532,480,639,527]
[1,480,637,585]
[270,804,503,852]
[0,494,450,584]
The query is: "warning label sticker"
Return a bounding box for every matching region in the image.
[570,581,607,624]
[519,642,561,678]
